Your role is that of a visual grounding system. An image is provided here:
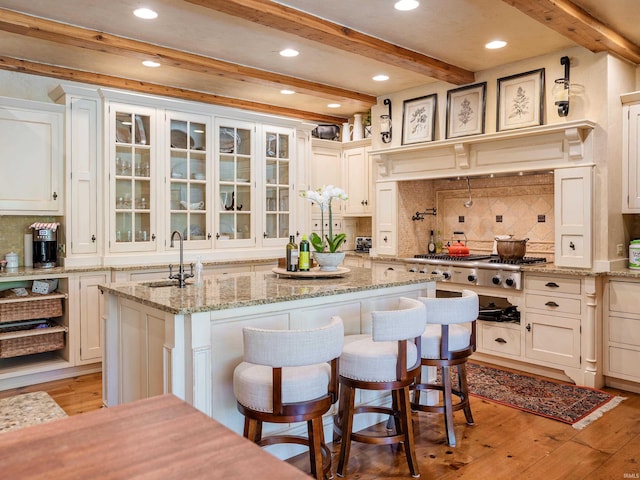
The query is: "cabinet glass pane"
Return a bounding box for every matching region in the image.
[266,186,277,211]
[220,213,234,240]
[265,213,277,239]
[278,133,289,158]
[236,213,251,239]
[262,129,291,242]
[116,213,132,242]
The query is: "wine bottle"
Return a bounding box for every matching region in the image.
[428,230,436,254]
[286,235,299,272]
[435,230,443,254]
[299,235,310,271]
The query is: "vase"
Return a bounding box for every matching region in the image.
[313,252,346,271]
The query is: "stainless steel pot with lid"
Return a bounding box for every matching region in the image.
[496,237,529,261]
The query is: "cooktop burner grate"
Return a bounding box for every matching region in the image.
[488,256,547,265]
[414,254,492,261]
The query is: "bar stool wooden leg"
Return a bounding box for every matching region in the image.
[308,418,324,480]
[336,385,356,478]
[398,386,420,478]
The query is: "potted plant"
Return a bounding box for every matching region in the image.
[301,185,348,270]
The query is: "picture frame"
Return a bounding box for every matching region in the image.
[445,82,486,139]
[401,94,437,145]
[497,68,545,131]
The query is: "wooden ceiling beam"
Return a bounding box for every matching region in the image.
[0,56,348,124]
[0,8,375,109]
[185,0,476,85]
[502,0,640,64]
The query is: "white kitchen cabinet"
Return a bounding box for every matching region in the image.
[622,95,640,212]
[554,166,592,268]
[51,86,102,265]
[0,97,64,215]
[167,111,212,249]
[108,102,159,254]
[77,272,108,363]
[343,142,372,215]
[524,274,582,369]
[214,118,255,248]
[262,125,295,245]
[375,181,398,256]
[310,139,343,214]
[604,277,640,386]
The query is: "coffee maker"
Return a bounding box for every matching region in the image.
[32,226,58,268]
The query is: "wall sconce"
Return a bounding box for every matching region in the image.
[380,98,392,143]
[553,56,570,117]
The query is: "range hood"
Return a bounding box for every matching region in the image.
[369,120,595,181]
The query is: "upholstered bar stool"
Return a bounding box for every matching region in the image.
[335,297,426,478]
[233,317,344,480]
[411,290,479,447]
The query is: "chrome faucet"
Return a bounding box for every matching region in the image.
[169,230,193,287]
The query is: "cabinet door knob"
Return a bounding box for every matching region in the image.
[91,234,96,243]
[53,191,58,200]
[494,337,507,344]
[526,324,531,332]
[545,282,560,288]
[383,236,388,243]
[207,233,212,240]
[545,301,560,307]
[151,234,156,241]
[263,232,267,238]
[569,241,575,250]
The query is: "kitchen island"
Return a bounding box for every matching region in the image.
[99,266,438,455]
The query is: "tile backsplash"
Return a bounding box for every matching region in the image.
[0,215,62,266]
[397,173,555,258]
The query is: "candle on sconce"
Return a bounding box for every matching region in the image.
[380,114,391,134]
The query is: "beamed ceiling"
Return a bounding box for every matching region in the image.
[0,0,638,122]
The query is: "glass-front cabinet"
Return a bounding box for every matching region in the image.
[263,126,293,245]
[110,104,157,252]
[215,119,254,247]
[167,112,211,247]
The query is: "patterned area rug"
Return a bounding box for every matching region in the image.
[0,391,67,433]
[458,363,625,429]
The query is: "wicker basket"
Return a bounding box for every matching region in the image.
[0,291,65,323]
[0,321,67,359]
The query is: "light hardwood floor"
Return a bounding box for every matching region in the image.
[1,373,639,480]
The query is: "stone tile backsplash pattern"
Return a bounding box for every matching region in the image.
[0,215,62,266]
[398,173,555,259]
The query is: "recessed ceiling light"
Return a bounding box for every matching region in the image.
[142,60,160,67]
[279,48,299,57]
[373,74,389,82]
[485,40,507,49]
[394,0,419,11]
[327,103,341,109]
[133,8,158,19]
[280,89,295,95]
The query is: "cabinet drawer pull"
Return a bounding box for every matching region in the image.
[494,337,507,344]
[545,301,559,307]
[545,282,560,288]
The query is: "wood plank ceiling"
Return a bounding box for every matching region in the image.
[0,0,638,122]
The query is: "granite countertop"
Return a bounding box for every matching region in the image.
[98,266,440,315]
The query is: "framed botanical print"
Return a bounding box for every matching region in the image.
[401,94,437,145]
[497,68,545,131]
[445,82,486,139]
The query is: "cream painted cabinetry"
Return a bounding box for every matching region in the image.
[52,86,102,265]
[0,97,64,215]
[621,93,640,212]
[374,182,398,256]
[554,166,592,268]
[604,277,640,386]
[343,141,372,215]
[310,140,342,199]
[524,274,582,369]
[75,272,108,363]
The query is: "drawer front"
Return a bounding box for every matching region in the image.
[480,323,521,357]
[609,281,640,316]
[608,346,640,381]
[525,293,581,315]
[609,315,640,347]
[525,275,581,295]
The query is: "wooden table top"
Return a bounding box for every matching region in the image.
[0,394,310,479]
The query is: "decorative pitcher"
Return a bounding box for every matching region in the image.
[352,114,363,141]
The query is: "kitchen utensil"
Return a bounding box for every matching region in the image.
[464,177,473,208]
[492,234,513,255]
[448,231,469,255]
[496,238,529,261]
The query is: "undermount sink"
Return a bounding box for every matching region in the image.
[140,280,188,288]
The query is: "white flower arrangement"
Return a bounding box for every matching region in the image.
[301,185,348,252]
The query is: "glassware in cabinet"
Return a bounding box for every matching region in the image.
[168,116,210,244]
